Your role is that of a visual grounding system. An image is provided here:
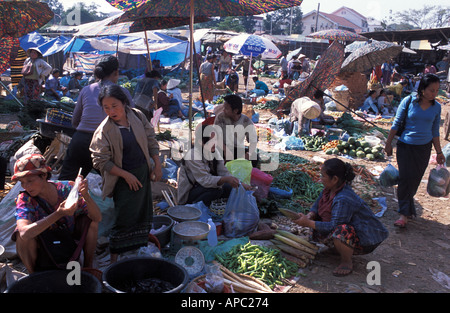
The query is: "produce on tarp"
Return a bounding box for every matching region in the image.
[215,242,299,289]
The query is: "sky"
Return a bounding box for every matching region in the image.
[59,0,450,22]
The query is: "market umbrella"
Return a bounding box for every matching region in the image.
[345,39,416,54]
[106,0,304,19]
[438,44,450,51]
[0,35,17,74]
[223,33,281,93]
[287,47,302,61]
[0,0,53,38]
[307,29,367,42]
[77,12,210,36]
[106,0,304,142]
[276,41,345,111]
[0,0,53,106]
[223,33,281,59]
[341,40,403,73]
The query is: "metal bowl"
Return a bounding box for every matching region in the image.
[172,221,210,241]
[167,205,202,222]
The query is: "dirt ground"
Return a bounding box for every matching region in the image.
[1,73,449,294]
[192,75,450,294]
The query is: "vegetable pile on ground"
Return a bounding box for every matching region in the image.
[301,135,328,152]
[272,169,323,204]
[215,242,299,289]
[324,137,385,161]
[253,99,279,110]
[270,230,318,269]
[336,112,365,135]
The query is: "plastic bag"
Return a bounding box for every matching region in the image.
[379,164,399,187]
[225,159,252,185]
[204,263,224,293]
[269,186,293,200]
[223,184,259,238]
[427,165,450,197]
[443,143,450,167]
[162,158,179,180]
[285,136,305,150]
[250,168,273,202]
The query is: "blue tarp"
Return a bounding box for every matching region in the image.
[19,31,193,67]
[19,31,47,51]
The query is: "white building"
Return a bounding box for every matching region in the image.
[301,6,383,35]
[302,10,361,35]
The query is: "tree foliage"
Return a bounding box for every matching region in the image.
[263,7,303,35]
[393,5,450,29]
[42,0,109,26]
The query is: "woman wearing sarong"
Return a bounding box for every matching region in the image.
[90,84,162,263]
[21,47,52,103]
[199,54,217,102]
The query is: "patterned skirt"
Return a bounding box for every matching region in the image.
[312,224,379,255]
[23,78,41,102]
[109,163,153,254]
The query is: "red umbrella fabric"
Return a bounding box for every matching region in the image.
[106,0,304,19]
[307,29,367,42]
[107,14,210,32]
[276,41,346,111]
[0,35,19,74]
[0,0,53,38]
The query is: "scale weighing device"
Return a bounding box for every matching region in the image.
[167,205,210,276]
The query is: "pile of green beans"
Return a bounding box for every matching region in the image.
[215,242,299,289]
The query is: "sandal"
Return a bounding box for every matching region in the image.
[394,219,407,228]
[333,265,353,277]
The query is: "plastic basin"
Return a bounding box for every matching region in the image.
[6,270,102,293]
[151,215,174,247]
[102,257,189,293]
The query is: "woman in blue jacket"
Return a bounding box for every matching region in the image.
[294,158,389,277]
[385,74,445,228]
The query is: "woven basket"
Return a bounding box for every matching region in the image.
[210,198,227,218]
[45,108,73,127]
[331,90,350,112]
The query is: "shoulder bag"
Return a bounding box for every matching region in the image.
[396,95,413,137]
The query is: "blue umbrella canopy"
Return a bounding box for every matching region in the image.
[223,33,281,59]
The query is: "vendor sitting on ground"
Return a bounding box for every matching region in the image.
[377,89,393,114]
[224,68,239,93]
[157,79,185,119]
[68,71,83,100]
[213,94,258,167]
[359,90,379,115]
[387,80,408,101]
[278,72,293,94]
[293,158,389,277]
[45,69,68,101]
[250,75,269,96]
[177,124,252,206]
[11,154,102,273]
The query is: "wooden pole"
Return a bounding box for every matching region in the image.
[144,31,153,71]
[189,0,194,145]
